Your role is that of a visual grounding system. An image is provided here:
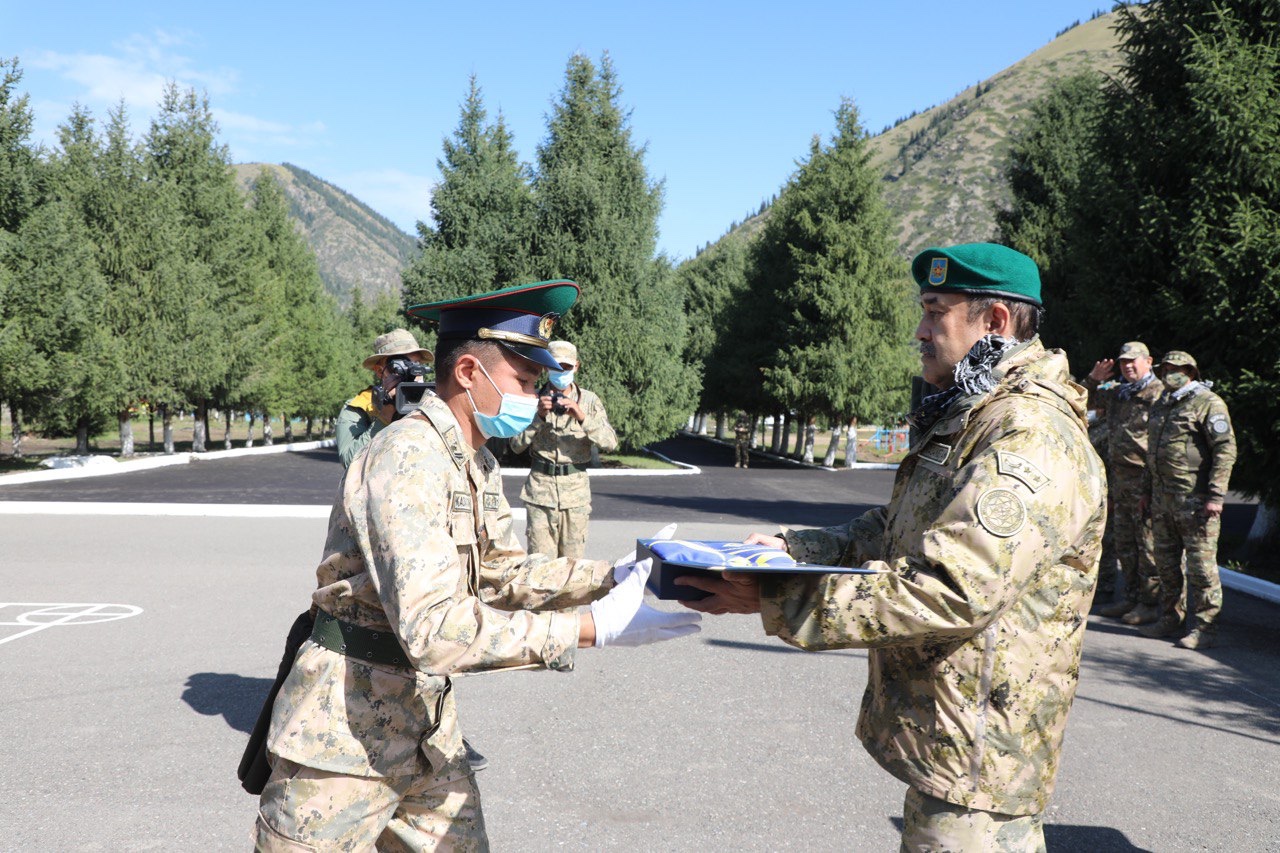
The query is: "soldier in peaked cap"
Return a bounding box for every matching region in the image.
[510,339,618,560]
[336,329,433,468]
[1138,350,1236,650]
[254,280,699,851]
[1084,341,1164,624]
[681,243,1105,851]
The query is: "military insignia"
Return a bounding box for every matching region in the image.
[451,491,473,513]
[996,451,1050,493]
[482,492,500,512]
[1209,415,1229,435]
[976,488,1026,537]
[919,441,952,466]
[928,258,948,285]
[538,313,557,340]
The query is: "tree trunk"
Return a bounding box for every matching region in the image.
[844,418,859,469]
[148,409,156,452]
[749,415,760,449]
[697,412,708,435]
[715,411,727,440]
[822,424,839,467]
[246,411,256,448]
[162,405,175,454]
[202,406,211,448]
[9,406,23,459]
[224,409,234,450]
[263,411,274,446]
[75,418,90,455]
[118,411,135,457]
[802,418,816,463]
[283,415,294,443]
[770,412,783,453]
[305,416,314,441]
[193,400,207,453]
[791,412,806,458]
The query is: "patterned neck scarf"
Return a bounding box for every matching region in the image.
[908,335,1020,434]
[1116,370,1156,401]
[1170,379,1212,402]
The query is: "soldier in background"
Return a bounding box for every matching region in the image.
[1139,351,1237,650]
[733,412,751,468]
[1085,342,1164,624]
[510,340,617,559]
[335,329,431,468]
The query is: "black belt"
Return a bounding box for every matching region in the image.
[532,459,587,476]
[311,610,412,669]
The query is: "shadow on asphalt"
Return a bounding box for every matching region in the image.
[887,817,1154,851]
[182,672,273,734]
[703,638,866,658]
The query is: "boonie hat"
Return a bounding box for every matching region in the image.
[548,340,579,368]
[912,242,1042,306]
[1160,350,1199,375]
[407,279,579,371]
[1118,341,1150,360]
[362,328,432,370]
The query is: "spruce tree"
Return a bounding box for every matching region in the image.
[531,53,698,449]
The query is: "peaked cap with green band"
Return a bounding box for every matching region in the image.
[912,242,1042,307]
[406,279,579,371]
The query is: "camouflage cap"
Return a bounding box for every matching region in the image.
[547,340,578,368]
[362,328,432,370]
[1118,341,1149,360]
[911,242,1042,307]
[1160,350,1199,373]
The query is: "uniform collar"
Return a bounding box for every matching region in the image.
[418,394,491,475]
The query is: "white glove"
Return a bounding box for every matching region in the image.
[612,522,678,582]
[590,558,702,647]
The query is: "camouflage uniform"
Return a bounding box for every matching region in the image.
[758,339,1106,832]
[256,394,615,850]
[1084,372,1163,615]
[510,386,617,559]
[733,415,751,468]
[1144,374,1236,639]
[1086,405,1118,601]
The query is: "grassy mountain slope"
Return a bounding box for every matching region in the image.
[710,10,1126,258]
[233,162,418,305]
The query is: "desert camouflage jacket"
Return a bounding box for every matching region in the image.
[268,394,614,777]
[1084,373,1162,470]
[759,339,1106,816]
[511,385,618,509]
[1145,384,1236,501]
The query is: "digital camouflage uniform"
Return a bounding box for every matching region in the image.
[733,415,751,468]
[1084,372,1162,614]
[1086,407,1119,601]
[757,340,1106,840]
[510,386,617,560]
[1144,376,1236,638]
[256,394,615,850]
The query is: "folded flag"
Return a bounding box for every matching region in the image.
[638,538,877,601]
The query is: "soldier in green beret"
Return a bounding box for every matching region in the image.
[1138,351,1236,650]
[681,243,1106,851]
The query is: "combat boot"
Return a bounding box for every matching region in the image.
[1121,603,1161,625]
[1099,600,1134,618]
[1176,630,1216,650]
[1139,617,1182,639]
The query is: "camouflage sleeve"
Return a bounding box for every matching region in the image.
[478,488,615,610]
[508,418,540,455]
[1201,398,1237,500]
[358,432,579,673]
[335,404,382,469]
[583,393,618,453]
[761,415,1101,651]
[782,505,889,567]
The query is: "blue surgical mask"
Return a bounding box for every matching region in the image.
[467,361,538,439]
[548,368,575,390]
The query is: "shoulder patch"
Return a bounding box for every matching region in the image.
[996,451,1051,493]
[976,488,1027,538]
[919,441,952,467]
[1209,415,1230,435]
[482,492,500,512]
[451,491,473,513]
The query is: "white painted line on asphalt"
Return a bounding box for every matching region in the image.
[0,603,143,647]
[0,501,528,522]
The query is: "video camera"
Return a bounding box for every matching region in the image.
[376,356,434,416]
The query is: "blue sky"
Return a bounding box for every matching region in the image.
[4,1,1116,260]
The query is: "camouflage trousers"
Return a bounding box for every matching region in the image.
[255,753,486,851]
[1151,491,1223,633]
[735,440,750,467]
[526,503,590,560]
[901,787,1045,853]
[1110,466,1159,607]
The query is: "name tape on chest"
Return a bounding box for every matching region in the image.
[451,491,473,513]
[483,492,500,512]
[996,451,1051,493]
[919,442,952,467]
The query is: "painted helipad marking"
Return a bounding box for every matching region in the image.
[0,603,143,646]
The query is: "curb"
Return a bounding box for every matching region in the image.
[0,439,336,487]
[500,446,699,478]
[681,430,900,472]
[1221,566,1280,605]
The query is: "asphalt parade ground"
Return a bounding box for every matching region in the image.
[1,436,1277,851]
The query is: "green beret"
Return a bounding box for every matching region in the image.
[911,243,1042,307]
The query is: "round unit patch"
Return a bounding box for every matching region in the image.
[1210,416,1229,435]
[976,488,1027,538]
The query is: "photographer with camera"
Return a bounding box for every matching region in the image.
[510,340,617,560]
[336,329,433,469]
